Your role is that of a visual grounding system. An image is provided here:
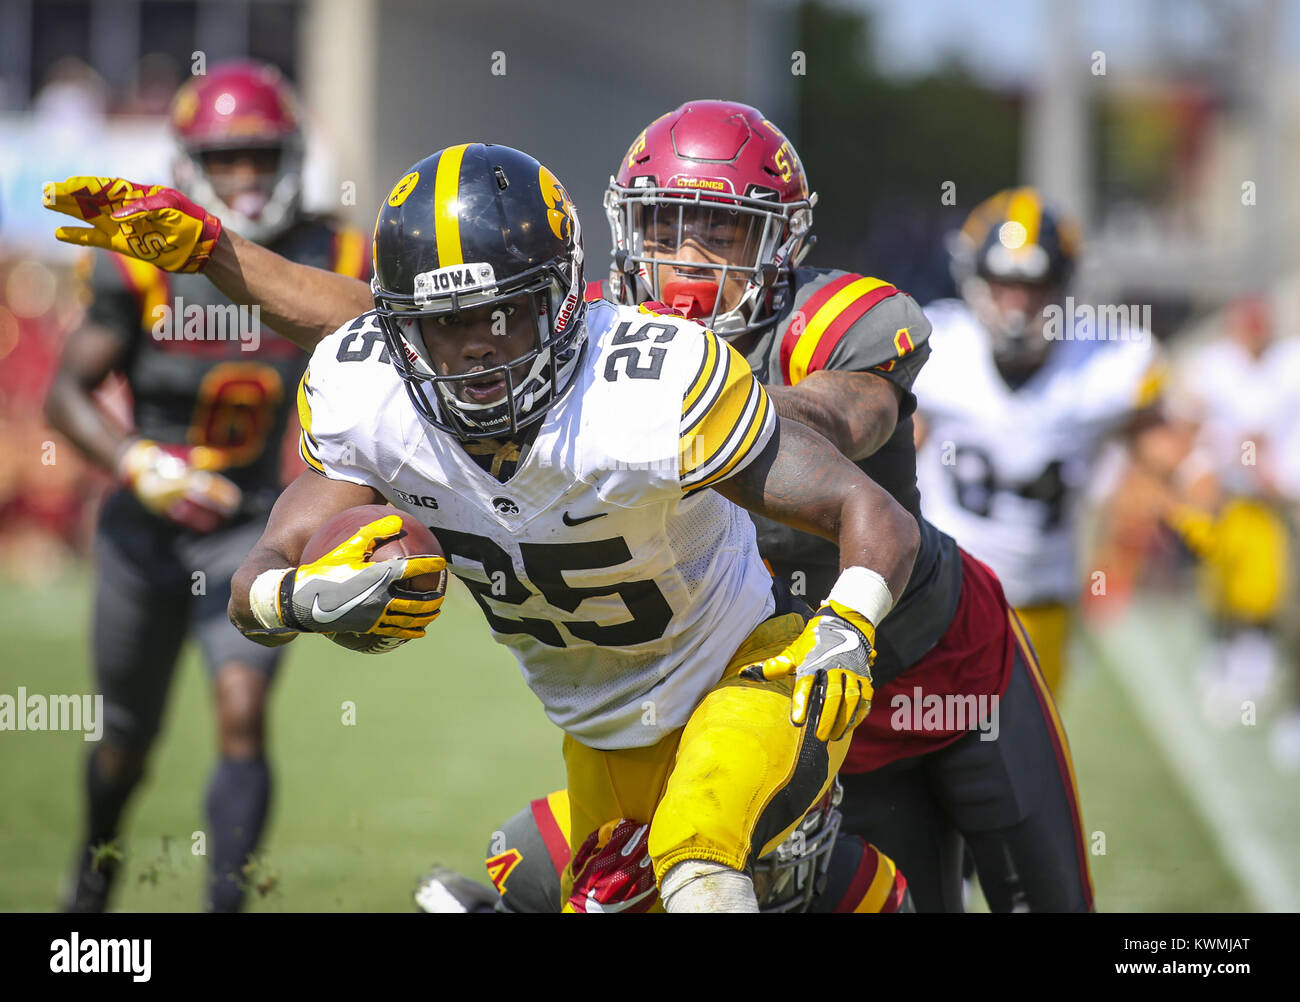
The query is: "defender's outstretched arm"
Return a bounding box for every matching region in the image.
[205,229,372,350]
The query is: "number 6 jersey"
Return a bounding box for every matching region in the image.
[297,300,778,749]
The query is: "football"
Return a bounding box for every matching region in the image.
[299,504,447,654]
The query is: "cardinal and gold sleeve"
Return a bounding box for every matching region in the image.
[679,329,776,496]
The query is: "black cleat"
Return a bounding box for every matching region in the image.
[62,843,123,913]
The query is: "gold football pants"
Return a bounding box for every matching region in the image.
[560,611,854,905]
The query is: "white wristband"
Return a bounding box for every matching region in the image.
[249,567,294,631]
[824,567,894,627]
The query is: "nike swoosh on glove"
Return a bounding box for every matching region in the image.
[565,819,658,914]
[740,600,876,743]
[276,516,445,638]
[44,176,222,273]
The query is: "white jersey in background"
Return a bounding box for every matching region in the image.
[295,300,777,749]
[1170,336,1300,498]
[913,298,1161,607]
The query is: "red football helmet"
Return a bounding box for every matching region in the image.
[169,60,304,243]
[604,99,816,339]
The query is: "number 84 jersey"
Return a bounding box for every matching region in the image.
[297,300,777,749]
[912,298,1163,608]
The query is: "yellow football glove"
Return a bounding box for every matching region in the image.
[249,516,446,640]
[43,176,222,273]
[742,599,876,743]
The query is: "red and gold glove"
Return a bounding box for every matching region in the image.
[118,438,242,533]
[564,819,658,914]
[43,176,222,273]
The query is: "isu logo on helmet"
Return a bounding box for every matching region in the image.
[605,99,817,340]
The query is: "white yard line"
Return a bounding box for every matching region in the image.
[1081,621,1296,912]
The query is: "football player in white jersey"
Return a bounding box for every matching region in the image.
[214,144,919,913]
[913,189,1165,699]
[1165,296,1300,746]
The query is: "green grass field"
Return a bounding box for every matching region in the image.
[0,569,1295,911]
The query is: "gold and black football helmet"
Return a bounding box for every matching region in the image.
[371,143,586,440]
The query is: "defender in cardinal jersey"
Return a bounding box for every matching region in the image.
[229,144,922,913]
[602,104,1094,912]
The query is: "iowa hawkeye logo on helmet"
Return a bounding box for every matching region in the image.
[371,144,587,441]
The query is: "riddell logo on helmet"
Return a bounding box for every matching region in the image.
[555,289,580,331]
[669,175,733,193]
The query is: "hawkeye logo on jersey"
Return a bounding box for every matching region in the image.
[413,263,498,307]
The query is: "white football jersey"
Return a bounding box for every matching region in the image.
[296,300,777,749]
[1170,337,1300,496]
[913,298,1162,606]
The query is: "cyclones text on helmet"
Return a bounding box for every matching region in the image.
[371,143,586,441]
[605,99,816,339]
[170,59,304,243]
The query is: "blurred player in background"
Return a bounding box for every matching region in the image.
[415,781,913,914]
[913,189,1166,702]
[1163,296,1300,759]
[44,61,368,911]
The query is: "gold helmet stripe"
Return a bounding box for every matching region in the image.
[434,143,473,267]
[1006,187,1043,248]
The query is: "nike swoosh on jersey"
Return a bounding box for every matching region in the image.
[311,575,388,624]
[562,510,608,526]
